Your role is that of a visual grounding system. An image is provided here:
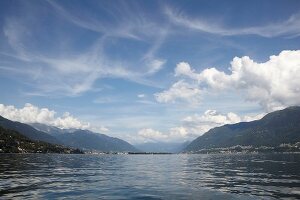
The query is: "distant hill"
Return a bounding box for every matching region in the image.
[30,123,139,152]
[56,130,139,152]
[0,116,60,144]
[0,126,83,154]
[135,141,190,153]
[184,106,300,152]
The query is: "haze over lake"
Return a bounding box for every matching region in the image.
[1,153,300,200]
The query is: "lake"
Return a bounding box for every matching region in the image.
[0,153,300,199]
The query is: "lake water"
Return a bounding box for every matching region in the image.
[0,153,300,200]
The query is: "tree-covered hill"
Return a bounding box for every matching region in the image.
[0,126,83,154]
[184,106,300,153]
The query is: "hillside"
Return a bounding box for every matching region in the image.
[0,126,83,154]
[184,106,300,153]
[57,130,138,152]
[0,116,60,144]
[30,123,139,152]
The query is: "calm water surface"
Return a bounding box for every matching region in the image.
[0,153,300,199]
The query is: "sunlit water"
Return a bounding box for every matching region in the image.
[0,153,300,199]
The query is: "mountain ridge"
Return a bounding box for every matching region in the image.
[184,106,300,152]
[0,116,139,152]
[0,116,61,144]
[30,123,139,152]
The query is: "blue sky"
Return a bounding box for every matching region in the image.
[0,0,300,143]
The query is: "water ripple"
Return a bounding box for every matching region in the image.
[0,153,299,199]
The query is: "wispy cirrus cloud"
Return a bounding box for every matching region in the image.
[46,0,141,39]
[165,6,300,38]
[47,0,169,62]
[1,1,168,96]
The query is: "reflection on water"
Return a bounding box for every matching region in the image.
[0,153,300,199]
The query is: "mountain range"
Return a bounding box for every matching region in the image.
[1,106,300,154]
[0,116,138,152]
[184,106,300,152]
[30,123,138,152]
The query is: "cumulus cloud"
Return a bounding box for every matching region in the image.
[160,50,300,111]
[182,110,264,136]
[154,80,202,105]
[136,127,191,143]
[183,110,241,126]
[133,109,265,143]
[138,128,168,142]
[0,103,90,129]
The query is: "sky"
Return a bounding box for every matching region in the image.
[0,0,300,144]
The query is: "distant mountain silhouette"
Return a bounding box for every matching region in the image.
[0,116,60,144]
[184,106,300,152]
[30,123,138,152]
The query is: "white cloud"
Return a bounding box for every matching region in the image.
[169,126,190,139]
[132,109,265,143]
[146,59,166,75]
[137,94,146,98]
[181,110,265,137]
[243,113,266,122]
[1,2,168,97]
[175,62,196,78]
[181,110,241,137]
[90,125,110,133]
[2,31,163,96]
[3,18,29,60]
[183,110,241,125]
[138,128,168,142]
[154,80,202,105]
[165,7,300,38]
[164,50,300,111]
[135,127,191,143]
[0,103,89,129]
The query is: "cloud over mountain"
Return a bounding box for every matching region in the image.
[0,103,89,129]
[133,110,264,143]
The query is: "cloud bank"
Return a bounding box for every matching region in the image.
[133,110,264,143]
[157,50,300,111]
[0,103,90,129]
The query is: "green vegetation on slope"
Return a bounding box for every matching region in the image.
[184,106,300,153]
[0,126,83,154]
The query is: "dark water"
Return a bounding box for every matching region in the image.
[0,154,300,200]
